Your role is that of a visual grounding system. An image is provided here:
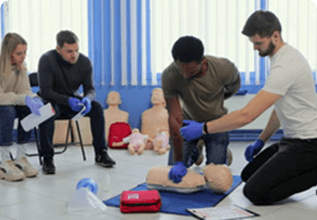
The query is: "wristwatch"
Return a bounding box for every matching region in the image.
[203,122,209,134]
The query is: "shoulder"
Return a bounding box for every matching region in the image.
[272,44,310,72]
[206,55,238,76]
[142,109,151,116]
[77,53,92,70]
[39,50,58,66]
[206,55,236,68]
[40,50,56,60]
[162,62,178,78]
[78,54,92,66]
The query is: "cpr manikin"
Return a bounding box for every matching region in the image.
[146,164,233,194]
[112,128,151,155]
[153,128,170,154]
[141,88,169,150]
[104,91,129,142]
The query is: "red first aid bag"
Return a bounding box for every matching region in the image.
[120,190,162,213]
[108,122,132,149]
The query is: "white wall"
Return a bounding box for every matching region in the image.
[224,94,274,130]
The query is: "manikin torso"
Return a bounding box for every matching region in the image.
[104,91,129,142]
[141,88,169,149]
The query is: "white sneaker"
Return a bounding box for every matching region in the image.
[14,157,39,178]
[0,160,26,181]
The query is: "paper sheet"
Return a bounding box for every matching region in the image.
[72,104,86,120]
[21,103,55,132]
[187,205,259,220]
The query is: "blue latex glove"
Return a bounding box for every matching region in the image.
[25,96,44,116]
[81,97,92,115]
[180,120,204,141]
[68,97,83,112]
[168,161,187,183]
[244,139,265,162]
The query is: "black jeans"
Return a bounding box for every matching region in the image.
[39,101,107,159]
[241,138,317,205]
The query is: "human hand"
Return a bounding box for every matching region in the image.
[81,97,91,115]
[244,139,265,162]
[168,161,187,183]
[25,96,44,116]
[180,120,204,141]
[68,97,83,112]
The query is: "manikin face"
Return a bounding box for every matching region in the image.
[151,88,165,105]
[132,128,140,133]
[56,42,79,64]
[107,92,121,105]
[249,34,276,57]
[11,44,27,66]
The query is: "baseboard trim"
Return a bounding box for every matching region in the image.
[12,129,283,142]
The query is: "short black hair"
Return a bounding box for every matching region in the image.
[56,30,79,48]
[242,10,282,37]
[171,36,204,63]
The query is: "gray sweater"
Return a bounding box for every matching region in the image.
[38,50,95,106]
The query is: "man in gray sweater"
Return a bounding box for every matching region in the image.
[38,30,115,174]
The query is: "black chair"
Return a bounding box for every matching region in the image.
[25,72,86,164]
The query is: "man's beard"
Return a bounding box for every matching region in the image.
[259,41,276,57]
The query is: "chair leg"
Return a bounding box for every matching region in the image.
[34,128,42,165]
[75,120,86,161]
[25,128,42,165]
[53,120,70,155]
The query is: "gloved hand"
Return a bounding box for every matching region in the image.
[68,97,83,112]
[81,97,91,115]
[25,96,44,116]
[180,120,204,141]
[244,139,265,162]
[168,161,187,183]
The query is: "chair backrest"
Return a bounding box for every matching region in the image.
[29,72,39,87]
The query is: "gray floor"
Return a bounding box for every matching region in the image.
[0,141,317,220]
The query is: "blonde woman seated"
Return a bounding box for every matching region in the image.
[153,128,170,155]
[0,33,44,181]
[112,128,152,155]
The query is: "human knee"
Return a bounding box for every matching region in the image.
[0,106,16,122]
[91,101,103,113]
[243,183,270,205]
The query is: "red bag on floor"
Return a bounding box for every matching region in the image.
[108,122,132,149]
[120,190,162,213]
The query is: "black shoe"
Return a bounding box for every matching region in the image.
[189,146,203,166]
[42,158,56,174]
[95,151,116,167]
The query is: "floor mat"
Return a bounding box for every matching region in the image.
[103,175,242,216]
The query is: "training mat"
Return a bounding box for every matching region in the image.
[103,175,242,216]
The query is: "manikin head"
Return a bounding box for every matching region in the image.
[157,127,169,137]
[203,164,233,193]
[132,128,140,133]
[151,88,166,106]
[106,91,122,106]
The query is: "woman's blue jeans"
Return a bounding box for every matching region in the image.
[168,132,229,167]
[0,106,31,146]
